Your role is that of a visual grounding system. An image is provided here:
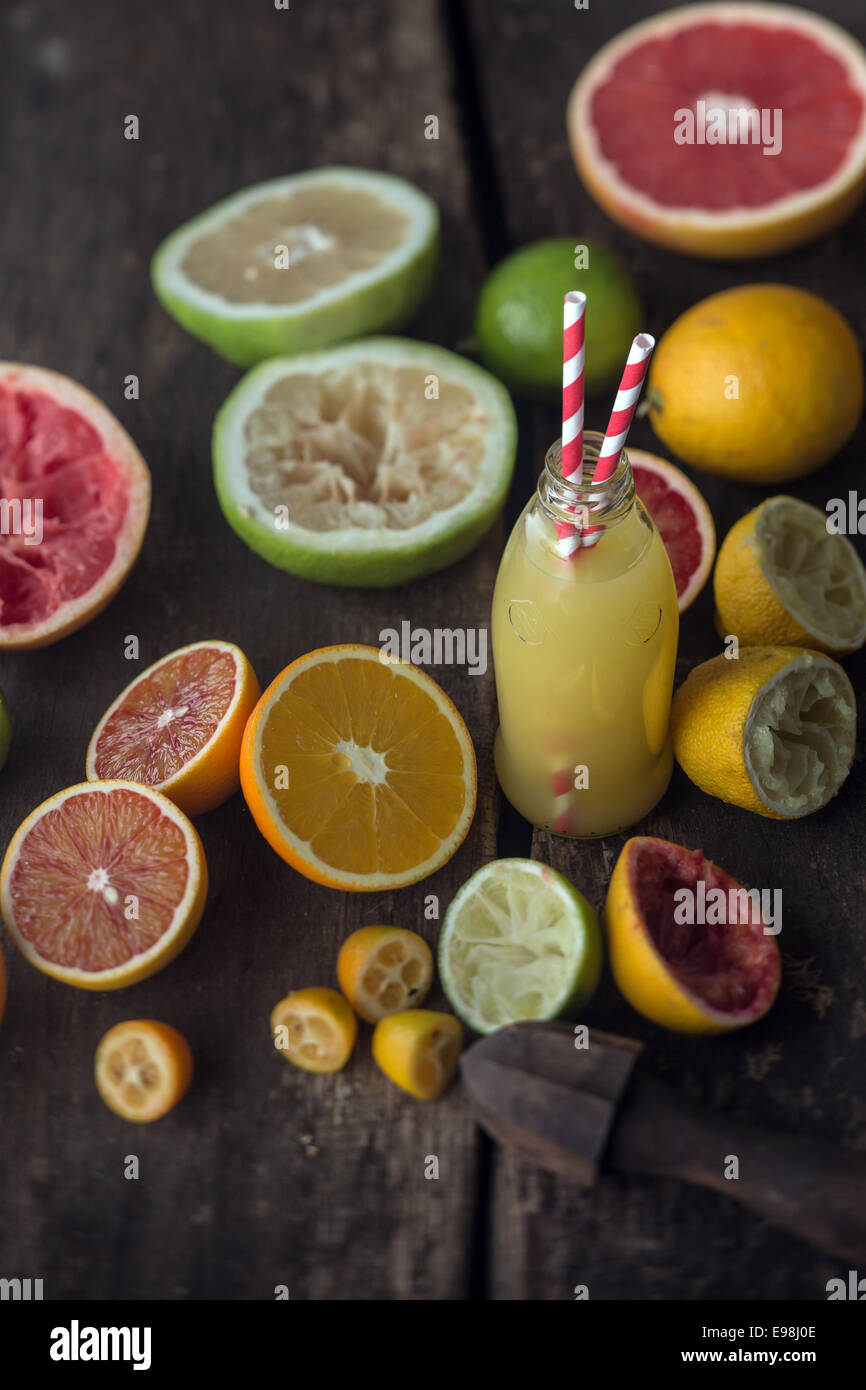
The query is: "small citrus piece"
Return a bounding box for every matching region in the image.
[95,1020,193,1122]
[629,449,715,612]
[438,858,602,1035]
[337,926,433,1023]
[0,781,208,989]
[86,640,261,816]
[372,1009,462,1100]
[270,987,357,1074]
[714,496,866,656]
[212,337,516,587]
[240,645,477,891]
[605,837,781,1034]
[647,286,863,485]
[475,237,642,399]
[671,646,856,819]
[152,167,439,365]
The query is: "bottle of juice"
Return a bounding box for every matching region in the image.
[491,431,678,837]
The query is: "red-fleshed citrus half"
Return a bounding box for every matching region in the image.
[0,781,207,990]
[86,640,261,816]
[567,3,866,259]
[630,449,715,612]
[0,364,150,648]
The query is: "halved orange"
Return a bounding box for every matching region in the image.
[86,640,260,816]
[95,1020,193,1122]
[0,781,207,989]
[337,926,433,1023]
[240,645,477,891]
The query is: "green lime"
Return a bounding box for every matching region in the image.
[152,167,439,366]
[475,237,643,399]
[213,337,517,587]
[438,858,602,1035]
[0,689,11,772]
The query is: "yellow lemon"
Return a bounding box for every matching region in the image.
[714,496,866,656]
[671,647,855,819]
[647,286,863,485]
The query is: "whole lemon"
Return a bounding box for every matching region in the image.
[647,286,863,485]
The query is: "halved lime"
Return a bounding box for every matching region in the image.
[212,337,517,587]
[0,689,10,772]
[438,858,602,1035]
[152,167,439,365]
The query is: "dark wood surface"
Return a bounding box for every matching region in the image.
[1,0,864,1300]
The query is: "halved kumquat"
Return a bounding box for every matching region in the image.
[337,926,433,1023]
[95,1020,193,1122]
[271,987,357,1074]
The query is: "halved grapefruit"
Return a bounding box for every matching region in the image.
[630,448,715,611]
[0,781,207,990]
[86,640,260,816]
[567,3,866,259]
[0,365,150,648]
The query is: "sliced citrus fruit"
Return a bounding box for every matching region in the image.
[372,1009,462,1100]
[95,1020,193,1122]
[567,3,866,260]
[152,167,439,366]
[647,287,863,486]
[213,337,516,587]
[86,640,261,816]
[671,646,856,819]
[337,926,433,1023]
[0,364,150,649]
[240,644,477,891]
[438,859,602,1035]
[270,987,357,1074]
[629,449,715,612]
[0,781,207,989]
[605,837,781,1034]
[0,687,10,773]
[714,496,866,656]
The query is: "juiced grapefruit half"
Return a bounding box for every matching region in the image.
[0,781,207,990]
[630,449,715,612]
[0,365,150,649]
[567,3,866,259]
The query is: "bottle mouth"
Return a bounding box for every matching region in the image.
[544,433,630,494]
[539,432,634,530]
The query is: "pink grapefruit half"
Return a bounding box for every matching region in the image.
[0,364,151,648]
[630,448,715,612]
[567,3,866,259]
[0,781,207,990]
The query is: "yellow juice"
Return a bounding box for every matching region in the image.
[492,436,678,837]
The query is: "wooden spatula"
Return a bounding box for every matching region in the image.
[460,1021,866,1262]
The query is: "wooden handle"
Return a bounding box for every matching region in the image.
[607,1074,866,1263]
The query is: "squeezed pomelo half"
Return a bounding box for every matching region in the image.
[0,364,150,649]
[86,640,261,816]
[0,781,207,989]
[605,837,781,1034]
[629,449,715,613]
[240,644,477,891]
[152,167,439,365]
[568,3,866,259]
[213,337,516,587]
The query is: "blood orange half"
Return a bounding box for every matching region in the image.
[0,364,150,649]
[630,448,715,612]
[86,640,260,816]
[0,781,207,990]
[567,3,866,259]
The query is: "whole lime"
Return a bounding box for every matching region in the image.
[475,237,644,400]
[0,689,11,772]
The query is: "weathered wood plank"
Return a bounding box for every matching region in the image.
[466,0,866,1298]
[0,0,497,1300]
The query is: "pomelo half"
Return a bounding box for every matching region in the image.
[0,365,150,649]
[567,3,866,259]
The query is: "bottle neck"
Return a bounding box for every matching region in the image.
[536,434,635,533]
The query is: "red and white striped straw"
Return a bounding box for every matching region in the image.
[561,291,586,482]
[595,333,655,484]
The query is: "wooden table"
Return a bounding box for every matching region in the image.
[1,0,863,1300]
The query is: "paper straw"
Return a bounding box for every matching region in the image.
[561,292,586,482]
[595,333,655,484]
